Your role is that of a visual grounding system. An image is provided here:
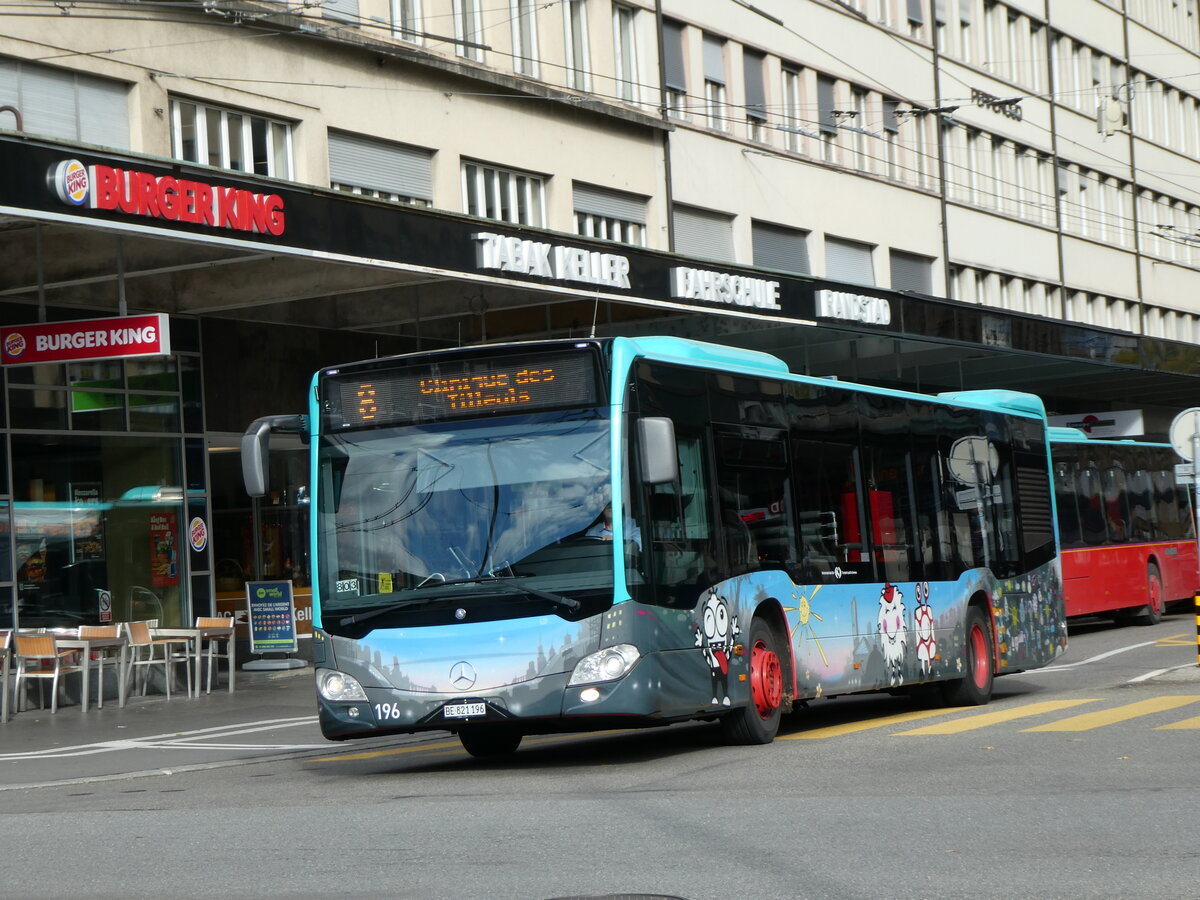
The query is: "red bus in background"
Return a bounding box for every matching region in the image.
[1051,428,1198,624]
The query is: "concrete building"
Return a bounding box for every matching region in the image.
[1,0,1198,634]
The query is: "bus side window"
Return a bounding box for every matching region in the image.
[713,427,795,576]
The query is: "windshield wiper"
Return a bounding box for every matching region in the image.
[335,575,581,627]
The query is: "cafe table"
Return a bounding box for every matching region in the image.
[51,628,129,711]
[152,622,237,695]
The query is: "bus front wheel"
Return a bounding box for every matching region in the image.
[720,616,785,745]
[940,605,994,706]
[459,725,522,758]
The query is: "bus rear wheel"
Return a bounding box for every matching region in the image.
[940,605,994,706]
[458,725,522,758]
[720,617,785,745]
[1135,563,1165,626]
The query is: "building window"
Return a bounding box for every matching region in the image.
[673,204,735,262]
[752,220,810,274]
[817,74,838,163]
[323,0,359,22]
[462,161,546,226]
[890,249,934,293]
[573,183,646,246]
[743,49,767,143]
[564,0,590,91]
[0,57,129,149]
[393,0,422,43]
[614,4,640,103]
[661,19,687,118]
[825,236,875,285]
[170,98,292,178]
[511,0,540,77]
[455,0,485,62]
[781,66,807,153]
[328,131,433,207]
[702,33,727,131]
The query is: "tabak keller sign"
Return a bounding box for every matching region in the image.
[49,158,286,236]
[1,313,171,366]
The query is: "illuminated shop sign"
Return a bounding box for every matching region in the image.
[669,267,782,310]
[473,231,631,289]
[49,159,286,235]
[815,289,893,326]
[1,313,171,365]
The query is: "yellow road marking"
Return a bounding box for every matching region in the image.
[1022,696,1200,732]
[893,699,1102,735]
[780,707,968,739]
[1155,716,1200,730]
[1154,636,1198,647]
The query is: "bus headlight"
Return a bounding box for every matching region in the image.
[568,644,640,685]
[316,668,369,701]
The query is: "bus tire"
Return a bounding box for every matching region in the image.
[1135,562,1165,626]
[940,605,994,706]
[720,616,785,745]
[459,725,522,758]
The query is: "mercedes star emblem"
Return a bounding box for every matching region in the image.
[450,661,477,691]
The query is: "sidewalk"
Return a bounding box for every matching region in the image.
[0,665,434,790]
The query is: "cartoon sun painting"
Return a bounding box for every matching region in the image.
[783,585,828,669]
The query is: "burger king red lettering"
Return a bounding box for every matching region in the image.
[86,164,285,235]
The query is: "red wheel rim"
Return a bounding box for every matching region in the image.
[1148,574,1163,616]
[968,622,989,689]
[750,639,783,719]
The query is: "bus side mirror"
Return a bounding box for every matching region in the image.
[241,414,307,498]
[638,417,678,485]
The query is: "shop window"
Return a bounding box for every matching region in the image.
[11,434,186,629]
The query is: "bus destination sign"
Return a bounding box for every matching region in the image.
[327,350,600,428]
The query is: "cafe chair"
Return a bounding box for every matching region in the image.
[123,620,192,700]
[12,633,83,714]
[78,624,122,709]
[195,616,236,694]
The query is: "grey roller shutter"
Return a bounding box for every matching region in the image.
[573,183,646,222]
[703,34,725,84]
[817,75,837,135]
[324,0,359,20]
[752,221,810,274]
[78,78,130,149]
[663,20,687,91]
[328,131,433,202]
[825,237,875,285]
[744,51,767,121]
[890,250,934,293]
[674,205,735,262]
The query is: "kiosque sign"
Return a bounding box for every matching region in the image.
[1,313,171,366]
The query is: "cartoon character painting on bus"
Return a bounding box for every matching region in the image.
[696,589,740,706]
[913,582,936,676]
[877,582,908,687]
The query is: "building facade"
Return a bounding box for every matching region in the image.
[2,0,1200,634]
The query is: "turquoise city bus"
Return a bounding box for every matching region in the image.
[242,336,1067,756]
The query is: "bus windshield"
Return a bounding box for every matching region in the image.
[318,408,613,617]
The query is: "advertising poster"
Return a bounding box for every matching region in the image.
[70,482,105,562]
[149,511,179,588]
[246,580,298,655]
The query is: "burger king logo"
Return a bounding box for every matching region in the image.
[51,159,90,206]
[4,332,26,359]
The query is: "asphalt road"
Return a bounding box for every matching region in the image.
[1,612,1197,900]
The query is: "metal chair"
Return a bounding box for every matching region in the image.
[12,633,83,714]
[78,624,122,709]
[195,616,236,693]
[122,621,192,699]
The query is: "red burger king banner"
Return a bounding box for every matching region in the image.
[1,313,171,365]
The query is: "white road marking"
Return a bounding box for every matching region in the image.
[1022,641,1159,673]
[0,715,319,761]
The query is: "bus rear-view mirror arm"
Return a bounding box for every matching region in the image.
[241,414,308,497]
[638,416,679,485]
